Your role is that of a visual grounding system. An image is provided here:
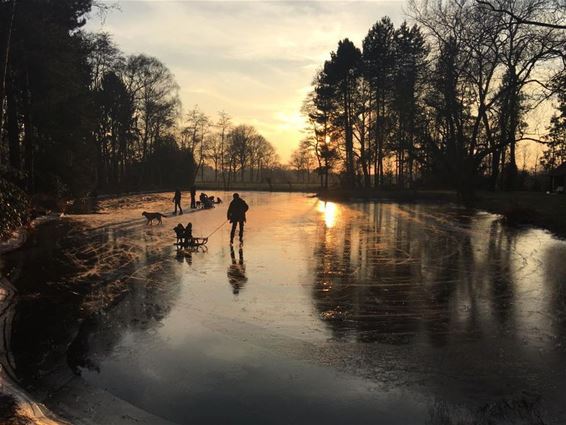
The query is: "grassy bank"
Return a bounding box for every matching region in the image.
[475,191,566,238]
[318,188,566,239]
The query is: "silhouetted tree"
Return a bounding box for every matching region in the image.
[2,0,95,194]
[322,39,363,186]
[182,105,209,182]
[363,17,396,186]
[541,76,566,170]
[411,0,563,201]
[290,139,316,183]
[94,71,135,188]
[391,22,428,187]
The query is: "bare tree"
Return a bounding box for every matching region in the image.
[182,105,210,182]
[476,0,566,30]
[216,111,232,186]
[290,139,317,183]
[205,133,223,182]
[86,32,124,90]
[229,124,257,182]
[122,54,180,164]
[409,0,563,201]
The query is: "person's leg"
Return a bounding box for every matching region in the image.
[238,221,244,242]
[174,202,178,214]
[179,202,183,214]
[230,222,237,243]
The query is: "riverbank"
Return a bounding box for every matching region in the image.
[0,198,182,425]
[0,278,65,425]
[317,188,566,239]
[0,183,53,424]
[0,209,61,425]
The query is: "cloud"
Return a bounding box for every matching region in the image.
[88,1,406,160]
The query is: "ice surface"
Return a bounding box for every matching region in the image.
[3,192,566,424]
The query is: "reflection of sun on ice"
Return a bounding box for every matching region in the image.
[318,201,338,228]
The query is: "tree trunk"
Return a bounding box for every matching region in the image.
[0,0,16,136]
[6,76,20,172]
[23,79,34,191]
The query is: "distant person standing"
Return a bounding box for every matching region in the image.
[227,193,249,245]
[190,185,197,209]
[173,188,183,215]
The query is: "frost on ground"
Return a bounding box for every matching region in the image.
[0,393,32,425]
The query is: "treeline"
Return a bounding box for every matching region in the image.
[541,74,566,170]
[183,107,279,188]
[294,0,565,202]
[0,1,279,198]
[0,0,190,196]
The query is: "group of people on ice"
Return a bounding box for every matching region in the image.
[173,186,223,215]
[172,189,249,248]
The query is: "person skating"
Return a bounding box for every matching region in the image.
[227,193,249,245]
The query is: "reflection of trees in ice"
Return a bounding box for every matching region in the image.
[5,195,183,388]
[308,203,566,416]
[67,258,182,377]
[310,203,545,345]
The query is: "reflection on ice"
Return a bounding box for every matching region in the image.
[3,192,566,424]
[227,246,247,295]
[318,200,338,228]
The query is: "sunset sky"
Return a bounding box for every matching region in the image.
[88,0,406,161]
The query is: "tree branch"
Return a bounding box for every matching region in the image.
[476,0,566,30]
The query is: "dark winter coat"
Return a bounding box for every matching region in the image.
[227,198,249,223]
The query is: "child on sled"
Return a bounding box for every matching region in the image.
[173,222,194,248]
[174,222,208,249]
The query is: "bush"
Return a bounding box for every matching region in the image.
[0,178,31,241]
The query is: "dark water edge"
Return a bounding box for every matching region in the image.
[1,192,566,424]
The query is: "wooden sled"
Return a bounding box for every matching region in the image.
[174,237,209,249]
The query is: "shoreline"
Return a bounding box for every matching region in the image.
[316,188,566,239]
[0,215,68,424]
[0,214,62,255]
[0,277,66,425]
[0,213,179,425]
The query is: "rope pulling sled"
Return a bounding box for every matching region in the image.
[174,219,227,249]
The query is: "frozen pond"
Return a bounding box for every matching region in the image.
[2,191,566,424]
